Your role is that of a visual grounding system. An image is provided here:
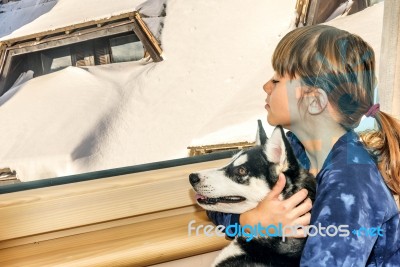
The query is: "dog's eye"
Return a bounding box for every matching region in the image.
[237,167,248,176]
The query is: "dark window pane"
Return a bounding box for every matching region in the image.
[41,47,72,74]
[110,34,144,63]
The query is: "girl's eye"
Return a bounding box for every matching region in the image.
[271,79,279,84]
[238,167,248,176]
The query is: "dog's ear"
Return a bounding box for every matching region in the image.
[265,126,299,173]
[255,120,268,146]
[266,126,287,166]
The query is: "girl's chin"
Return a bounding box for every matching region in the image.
[267,116,289,129]
[266,116,277,126]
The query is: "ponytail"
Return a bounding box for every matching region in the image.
[360,111,400,207]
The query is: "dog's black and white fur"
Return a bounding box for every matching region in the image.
[189,121,316,267]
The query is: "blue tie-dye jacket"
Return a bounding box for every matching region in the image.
[207,130,400,266]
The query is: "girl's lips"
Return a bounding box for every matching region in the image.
[265,98,270,110]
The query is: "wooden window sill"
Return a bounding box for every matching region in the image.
[0,211,230,266]
[0,157,232,266]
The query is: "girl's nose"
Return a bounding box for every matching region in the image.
[263,81,272,95]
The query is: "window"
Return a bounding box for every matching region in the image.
[41,47,72,74]
[110,34,144,63]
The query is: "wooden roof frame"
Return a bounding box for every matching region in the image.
[0,11,163,95]
[188,141,255,157]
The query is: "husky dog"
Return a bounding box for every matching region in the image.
[189,121,316,267]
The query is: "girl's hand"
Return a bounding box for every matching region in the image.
[239,173,312,238]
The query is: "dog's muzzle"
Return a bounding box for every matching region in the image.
[189,173,200,186]
[189,173,246,205]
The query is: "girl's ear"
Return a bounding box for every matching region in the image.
[307,88,328,115]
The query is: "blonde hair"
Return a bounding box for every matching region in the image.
[272,25,400,200]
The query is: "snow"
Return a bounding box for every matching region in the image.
[136,0,166,17]
[0,1,385,181]
[0,0,57,39]
[0,70,34,106]
[0,0,144,41]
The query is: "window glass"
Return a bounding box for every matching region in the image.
[110,34,144,63]
[41,47,72,74]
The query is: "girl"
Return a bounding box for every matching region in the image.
[207,25,400,266]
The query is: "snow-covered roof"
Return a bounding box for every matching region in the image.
[0,1,385,182]
[0,0,145,42]
[0,0,165,96]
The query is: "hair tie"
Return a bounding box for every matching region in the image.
[365,103,380,117]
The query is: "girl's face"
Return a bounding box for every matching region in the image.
[263,73,303,129]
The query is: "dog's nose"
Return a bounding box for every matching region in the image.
[189,173,200,186]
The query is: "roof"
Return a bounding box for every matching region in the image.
[0,0,165,94]
[0,0,145,42]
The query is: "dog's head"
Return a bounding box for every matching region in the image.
[189,121,303,213]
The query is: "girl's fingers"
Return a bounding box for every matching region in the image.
[292,212,311,227]
[288,198,312,219]
[283,188,309,210]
